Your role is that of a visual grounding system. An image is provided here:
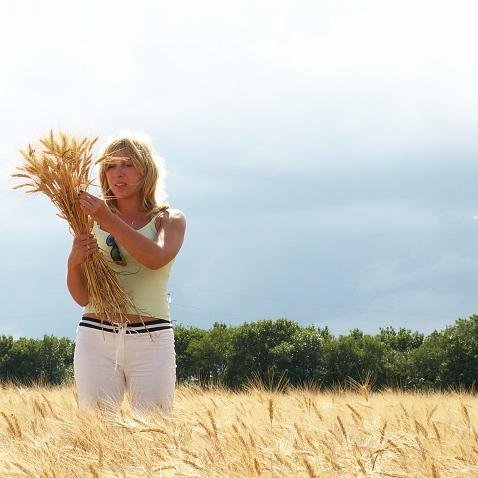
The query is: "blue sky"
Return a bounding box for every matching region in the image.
[2,0,478,339]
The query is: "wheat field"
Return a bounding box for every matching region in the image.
[0,382,477,477]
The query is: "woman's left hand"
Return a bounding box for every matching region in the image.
[78,191,113,225]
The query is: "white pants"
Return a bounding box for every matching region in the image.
[74,319,176,412]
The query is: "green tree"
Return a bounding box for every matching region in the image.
[0,337,41,383]
[437,315,478,388]
[173,324,206,382]
[224,319,300,388]
[185,322,234,383]
[405,330,446,389]
[406,316,478,390]
[325,333,398,389]
[38,335,75,384]
[0,335,74,385]
[378,326,424,352]
[270,326,331,386]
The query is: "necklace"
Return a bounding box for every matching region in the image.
[118,211,146,229]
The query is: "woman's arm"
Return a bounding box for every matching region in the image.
[66,234,98,306]
[98,208,186,269]
[153,209,187,268]
[78,192,186,270]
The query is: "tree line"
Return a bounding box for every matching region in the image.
[0,315,477,390]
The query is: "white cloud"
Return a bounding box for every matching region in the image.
[3,0,478,178]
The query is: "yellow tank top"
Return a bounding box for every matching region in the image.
[83,212,175,320]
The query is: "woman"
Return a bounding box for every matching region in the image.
[66,132,186,412]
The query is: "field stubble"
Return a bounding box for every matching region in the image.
[0,382,476,477]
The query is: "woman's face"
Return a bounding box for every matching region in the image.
[105,155,142,200]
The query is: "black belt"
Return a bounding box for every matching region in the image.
[79,316,172,334]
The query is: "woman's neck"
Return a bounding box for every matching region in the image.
[115,198,144,215]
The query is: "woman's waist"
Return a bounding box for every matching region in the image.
[80,315,172,333]
[83,291,171,319]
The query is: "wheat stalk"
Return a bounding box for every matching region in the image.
[12,131,136,323]
[1,385,478,476]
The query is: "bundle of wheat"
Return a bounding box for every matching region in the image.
[12,131,136,323]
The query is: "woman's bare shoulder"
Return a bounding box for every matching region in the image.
[167,208,186,220]
[155,208,186,232]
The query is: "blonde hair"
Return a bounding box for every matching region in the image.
[98,131,169,217]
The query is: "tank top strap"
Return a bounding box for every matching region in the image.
[151,207,169,232]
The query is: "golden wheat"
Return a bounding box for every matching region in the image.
[0,383,476,477]
[12,131,136,323]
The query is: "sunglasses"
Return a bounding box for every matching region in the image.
[106,234,127,266]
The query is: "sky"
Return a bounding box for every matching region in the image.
[2,0,478,339]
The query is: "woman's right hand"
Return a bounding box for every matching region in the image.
[68,233,99,269]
